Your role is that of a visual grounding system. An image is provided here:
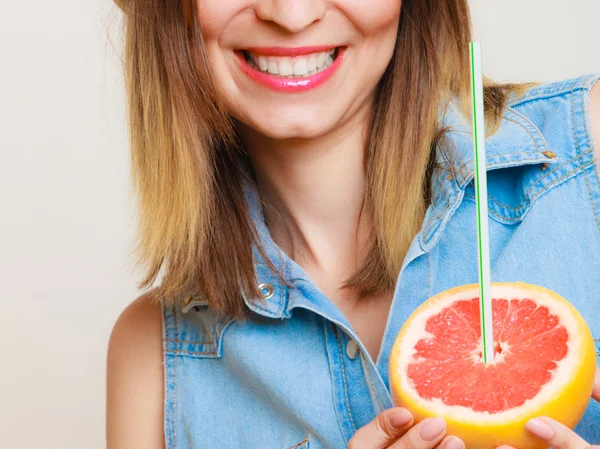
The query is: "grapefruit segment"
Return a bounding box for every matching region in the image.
[389,282,596,449]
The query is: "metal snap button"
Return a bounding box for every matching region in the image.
[346,339,360,360]
[258,283,274,300]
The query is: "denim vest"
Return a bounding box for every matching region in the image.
[161,74,600,449]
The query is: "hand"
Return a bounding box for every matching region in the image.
[348,407,465,449]
[498,368,600,449]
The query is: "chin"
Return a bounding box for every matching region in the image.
[258,122,333,140]
[238,107,340,141]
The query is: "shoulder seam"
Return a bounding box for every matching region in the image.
[510,74,600,108]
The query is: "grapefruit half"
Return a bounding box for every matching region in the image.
[389,282,596,449]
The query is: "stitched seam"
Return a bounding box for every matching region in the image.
[453,149,542,181]
[512,163,591,219]
[522,150,591,198]
[466,162,594,222]
[215,317,235,356]
[334,327,357,432]
[487,194,526,211]
[503,116,542,153]
[464,162,593,222]
[165,338,214,345]
[162,307,172,449]
[587,79,600,183]
[422,201,452,238]
[360,352,384,413]
[438,144,459,188]
[575,84,600,230]
[510,77,600,107]
[167,350,218,356]
[249,299,280,316]
[583,170,600,230]
[217,318,235,342]
[173,310,178,449]
[284,436,310,449]
[469,150,592,214]
[427,252,432,299]
[463,193,512,222]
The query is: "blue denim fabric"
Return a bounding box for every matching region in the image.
[161,74,600,449]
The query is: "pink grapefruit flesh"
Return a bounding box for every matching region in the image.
[389,282,596,449]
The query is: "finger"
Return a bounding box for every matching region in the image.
[348,407,414,449]
[389,417,448,449]
[526,417,589,449]
[592,367,600,402]
[434,436,465,449]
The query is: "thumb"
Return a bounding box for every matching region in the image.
[592,368,600,403]
[525,417,590,449]
[348,408,414,449]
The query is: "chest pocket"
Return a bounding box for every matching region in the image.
[163,295,235,359]
[464,161,551,224]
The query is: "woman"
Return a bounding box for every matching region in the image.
[106,1,600,448]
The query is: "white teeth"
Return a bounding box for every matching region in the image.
[267,61,279,75]
[316,52,326,69]
[293,58,308,76]
[258,56,268,71]
[246,48,338,78]
[279,58,293,76]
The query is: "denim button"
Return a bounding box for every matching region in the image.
[258,283,274,299]
[346,339,359,359]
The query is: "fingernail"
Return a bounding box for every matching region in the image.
[440,436,465,449]
[526,419,555,441]
[390,409,412,428]
[419,417,447,441]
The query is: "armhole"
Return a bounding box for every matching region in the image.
[588,77,600,173]
[162,303,177,449]
[578,75,600,231]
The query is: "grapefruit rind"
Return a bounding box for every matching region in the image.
[389,282,596,449]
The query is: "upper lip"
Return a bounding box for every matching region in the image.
[242,45,340,57]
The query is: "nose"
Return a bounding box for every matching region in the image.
[255,0,327,33]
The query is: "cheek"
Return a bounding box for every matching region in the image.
[339,0,402,35]
[195,0,247,39]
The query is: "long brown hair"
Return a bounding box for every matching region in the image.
[117,0,529,318]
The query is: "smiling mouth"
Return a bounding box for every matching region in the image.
[239,47,342,79]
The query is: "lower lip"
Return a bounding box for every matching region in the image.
[236,48,345,93]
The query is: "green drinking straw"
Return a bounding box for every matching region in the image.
[469,42,494,364]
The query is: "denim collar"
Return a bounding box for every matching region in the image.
[435,102,555,189]
[420,102,559,250]
[242,102,559,319]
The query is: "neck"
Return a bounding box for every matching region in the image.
[240,112,372,285]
